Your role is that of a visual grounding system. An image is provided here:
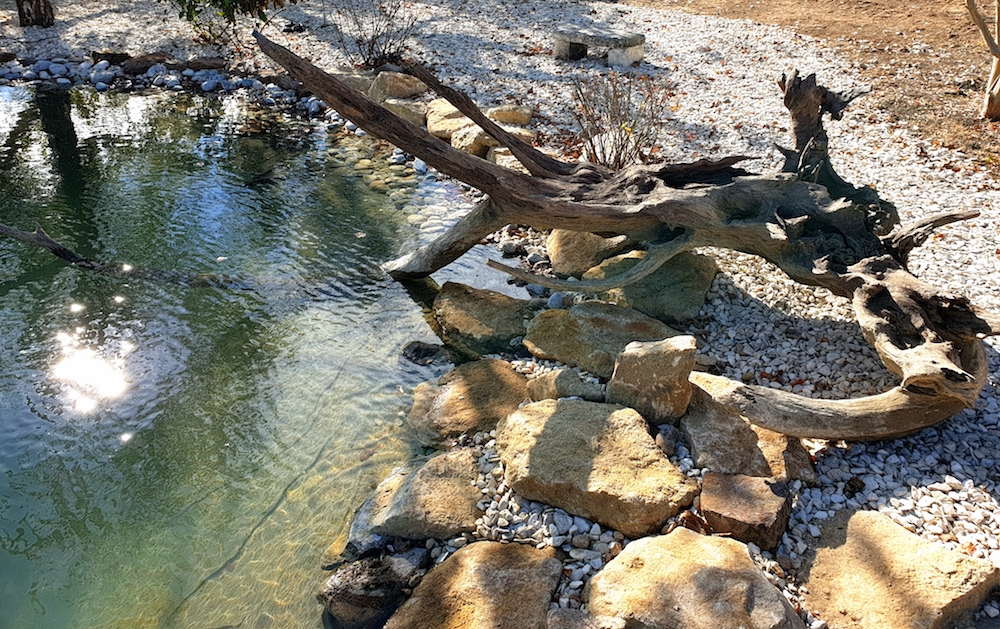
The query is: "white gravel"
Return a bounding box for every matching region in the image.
[6,0,1000,621]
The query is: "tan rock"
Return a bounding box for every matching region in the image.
[584,250,718,323]
[524,301,682,379]
[587,528,805,629]
[433,281,535,358]
[326,66,375,93]
[547,610,626,629]
[384,541,561,629]
[486,104,534,125]
[487,146,530,174]
[606,336,696,422]
[679,385,773,477]
[368,70,427,103]
[426,98,471,140]
[497,400,698,537]
[450,124,493,157]
[804,510,1000,629]
[409,359,528,442]
[700,473,792,550]
[451,124,537,157]
[751,424,818,485]
[383,98,427,127]
[367,449,482,540]
[527,368,605,402]
[546,230,630,278]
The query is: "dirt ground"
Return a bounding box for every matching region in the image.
[631,0,999,169]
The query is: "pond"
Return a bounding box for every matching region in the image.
[0,85,516,628]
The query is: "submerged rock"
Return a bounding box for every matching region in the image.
[347,450,482,541]
[804,510,1000,629]
[523,301,682,379]
[497,399,698,537]
[384,541,561,629]
[317,547,429,629]
[587,528,805,629]
[433,281,535,359]
[408,358,528,443]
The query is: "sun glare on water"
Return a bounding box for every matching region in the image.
[52,332,129,413]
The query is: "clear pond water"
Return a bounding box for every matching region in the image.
[0,86,513,628]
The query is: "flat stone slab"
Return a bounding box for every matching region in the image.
[408,358,528,443]
[700,473,792,551]
[552,25,645,48]
[587,527,805,629]
[385,541,561,629]
[497,399,698,538]
[524,301,682,379]
[804,510,1000,629]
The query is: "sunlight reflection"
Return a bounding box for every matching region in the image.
[52,332,128,413]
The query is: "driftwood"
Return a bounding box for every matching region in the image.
[251,33,1000,441]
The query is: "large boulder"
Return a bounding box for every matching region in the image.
[699,472,793,551]
[317,547,429,629]
[679,385,773,477]
[586,528,805,629]
[496,399,698,537]
[368,71,427,103]
[526,368,605,402]
[486,104,534,125]
[606,336,697,423]
[383,98,428,127]
[384,541,561,629]
[326,66,376,93]
[433,281,535,359]
[804,510,1000,629]
[546,230,630,278]
[366,449,483,540]
[426,98,471,140]
[408,359,528,443]
[451,124,536,157]
[583,250,718,323]
[524,301,682,379]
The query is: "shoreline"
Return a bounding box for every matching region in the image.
[3,0,1000,626]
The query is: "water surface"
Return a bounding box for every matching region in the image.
[0,85,493,628]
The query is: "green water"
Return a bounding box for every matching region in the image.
[0,86,484,628]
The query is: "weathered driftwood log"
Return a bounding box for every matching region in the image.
[251,32,1000,441]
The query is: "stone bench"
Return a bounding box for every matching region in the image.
[552,25,645,67]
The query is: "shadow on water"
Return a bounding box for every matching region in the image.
[0,86,448,628]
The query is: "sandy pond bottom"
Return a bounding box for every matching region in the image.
[0,86,515,629]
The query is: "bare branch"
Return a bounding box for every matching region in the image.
[967,0,1000,58]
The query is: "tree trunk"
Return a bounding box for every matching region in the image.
[16,0,55,27]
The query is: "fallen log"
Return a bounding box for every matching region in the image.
[252,32,1000,440]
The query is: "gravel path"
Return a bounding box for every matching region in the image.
[4,0,1000,623]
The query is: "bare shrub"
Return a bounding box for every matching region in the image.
[332,0,416,69]
[571,71,671,171]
